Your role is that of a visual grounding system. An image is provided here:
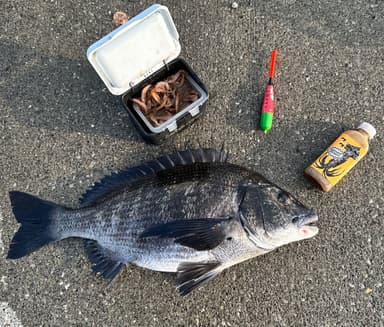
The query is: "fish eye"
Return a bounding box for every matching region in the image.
[277,192,289,204]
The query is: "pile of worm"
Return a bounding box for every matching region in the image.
[132,70,200,127]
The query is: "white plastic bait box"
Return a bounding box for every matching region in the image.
[87,4,209,144]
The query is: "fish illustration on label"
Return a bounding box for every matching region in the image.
[311,134,366,186]
[305,122,375,192]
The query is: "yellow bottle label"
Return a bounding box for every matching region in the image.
[309,133,367,186]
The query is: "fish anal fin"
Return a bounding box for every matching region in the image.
[176,262,222,296]
[140,218,233,251]
[84,240,125,280]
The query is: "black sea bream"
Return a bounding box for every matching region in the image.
[7,149,318,295]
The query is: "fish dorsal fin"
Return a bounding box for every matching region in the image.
[79,148,228,206]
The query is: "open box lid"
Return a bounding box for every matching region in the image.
[87,4,181,95]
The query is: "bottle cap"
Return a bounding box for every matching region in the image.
[358,122,376,140]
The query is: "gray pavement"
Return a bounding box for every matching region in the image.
[0,0,383,326]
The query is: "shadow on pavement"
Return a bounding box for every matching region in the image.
[1,39,142,142]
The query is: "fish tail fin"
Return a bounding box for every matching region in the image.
[7,191,63,259]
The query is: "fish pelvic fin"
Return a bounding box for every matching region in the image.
[84,240,125,280]
[176,262,223,296]
[7,191,63,259]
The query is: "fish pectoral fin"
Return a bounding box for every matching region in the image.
[84,240,125,280]
[176,262,222,296]
[140,218,234,251]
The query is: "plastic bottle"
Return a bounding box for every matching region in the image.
[304,122,376,192]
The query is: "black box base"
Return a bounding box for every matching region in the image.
[122,58,208,145]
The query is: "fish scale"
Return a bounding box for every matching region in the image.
[7,148,318,295]
[55,171,241,269]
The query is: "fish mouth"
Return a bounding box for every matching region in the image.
[300,213,318,226]
[297,212,319,236]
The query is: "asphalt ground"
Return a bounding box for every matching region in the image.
[0,1,383,326]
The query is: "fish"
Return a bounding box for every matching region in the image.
[6,148,318,296]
